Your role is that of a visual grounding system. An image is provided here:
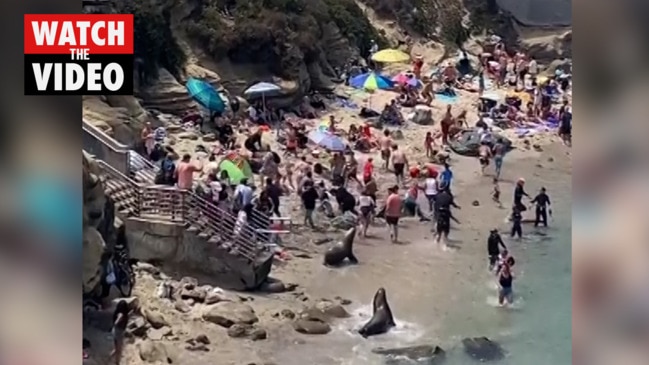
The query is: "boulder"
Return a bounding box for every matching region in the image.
[140,68,198,115]
[314,300,350,318]
[83,95,149,147]
[293,318,331,335]
[372,345,446,364]
[137,341,176,363]
[144,310,169,329]
[202,301,259,328]
[462,337,505,361]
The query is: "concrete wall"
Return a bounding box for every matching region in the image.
[125,217,273,290]
[82,121,130,175]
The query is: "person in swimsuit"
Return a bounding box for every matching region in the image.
[440,105,453,145]
[379,129,393,170]
[497,260,514,306]
[391,144,408,186]
[384,185,402,243]
[358,191,375,237]
[478,142,492,175]
[487,229,507,271]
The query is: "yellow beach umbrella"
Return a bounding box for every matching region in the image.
[371,49,410,63]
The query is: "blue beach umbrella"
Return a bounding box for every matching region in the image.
[186,77,226,112]
[308,130,346,151]
[349,72,394,91]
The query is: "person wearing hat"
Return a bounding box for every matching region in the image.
[487,228,507,271]
[413,54,424,79]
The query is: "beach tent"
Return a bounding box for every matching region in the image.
[220,153,253,183]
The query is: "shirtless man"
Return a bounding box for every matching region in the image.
[478,142,492,175]
[421,77,434,105]
[379,129,393,170]
[391,144,409,186]
[440,105,454,145]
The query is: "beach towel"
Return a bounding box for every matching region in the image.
[435,93,459,104]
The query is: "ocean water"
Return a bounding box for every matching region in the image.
[265,155,572,365]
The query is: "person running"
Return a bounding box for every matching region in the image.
[531,187,552,227]
[497,259,515,306]
[487,229,507,271]
[110,300,129,365]
[513,178,530,213]
[434,202,460,247]
[391,144,408,186]
[510,205,523,239]
[358,190,375,237]
[478,141,492,175]
[492,140,506,181]
[300,180,318,228]
[385,185,402,243]
[379,129,393,170]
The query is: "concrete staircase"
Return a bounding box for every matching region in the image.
[83,120,274,290]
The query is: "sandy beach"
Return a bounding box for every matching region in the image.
[90,132,571,364]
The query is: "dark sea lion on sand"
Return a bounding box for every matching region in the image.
[358,287,396,337]
[323,227,358,266]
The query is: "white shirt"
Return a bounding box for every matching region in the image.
[359,195,374,208]
[370,43,378,54]
[528,59,538,75]
[424,178,438,195]
[247,106,257,119]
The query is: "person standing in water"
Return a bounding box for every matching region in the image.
[513,178,530,213]
[487,229,507,271]
[511,205,523,239]
[358,190,375,237]
[497,257,515,306]
[531,187,552,227]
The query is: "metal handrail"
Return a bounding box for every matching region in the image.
[84,119,271,258]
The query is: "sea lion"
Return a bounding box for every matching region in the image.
[358,287,396,337]
[323,227,358,266]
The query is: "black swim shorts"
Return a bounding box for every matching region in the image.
[393,163,405,177]
[386,216,400,225]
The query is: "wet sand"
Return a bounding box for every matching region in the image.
[110,139,570,365]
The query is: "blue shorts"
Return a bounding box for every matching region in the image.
[494,156,503,169]
[500,286,513,299]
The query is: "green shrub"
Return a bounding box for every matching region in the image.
[114,0,186,85]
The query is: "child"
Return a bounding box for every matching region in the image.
[511,205,523,239]
[492,178,502,208]
[425,132,435,158]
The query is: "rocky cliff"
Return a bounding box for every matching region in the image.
[83,152,120,294]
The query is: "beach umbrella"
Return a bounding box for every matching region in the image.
[349,72,394,91]
[308,130,346,151]
[244,82,282,98]
[185,77,226,112]
[371,49,410,63]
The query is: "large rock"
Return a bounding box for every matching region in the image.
[82,154,109,294]
[140,68,198,115]
[83,95,150,147]
[202,302,259,328]
[462,337,505,361]
[293,318,331,335]
[372,345,446,364]
[137,340,176,363]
